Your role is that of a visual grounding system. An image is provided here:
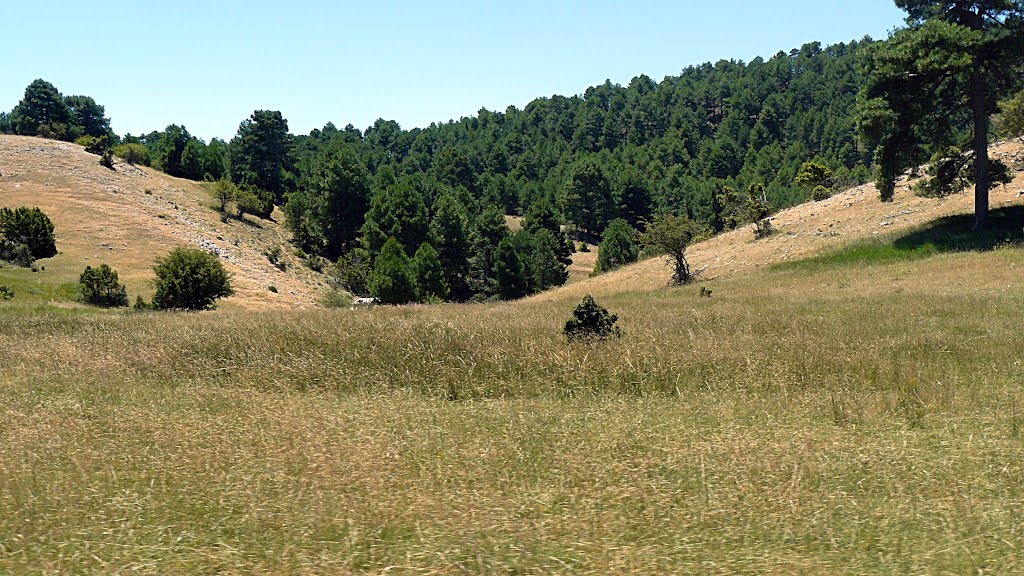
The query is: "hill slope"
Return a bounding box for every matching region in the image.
[548,140,1024,301]
[2,135,1022,309]
[0,135,325,309]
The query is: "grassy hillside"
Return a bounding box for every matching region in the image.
[3,234,1024,573]
[540,140,1024,301]
[0,135,326,309]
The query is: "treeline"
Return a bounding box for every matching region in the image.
[2,38,886,302]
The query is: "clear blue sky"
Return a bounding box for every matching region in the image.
[2,1,907,142]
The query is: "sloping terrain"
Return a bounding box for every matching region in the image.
[548,140,1024,301]
[3,135,1022,310]
[0,135,325,309]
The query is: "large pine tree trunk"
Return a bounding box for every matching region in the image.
[971,32,990,230]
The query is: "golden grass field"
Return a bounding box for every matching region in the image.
[2,136,1024,574]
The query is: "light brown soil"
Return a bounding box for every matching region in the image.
[0,135,326,309]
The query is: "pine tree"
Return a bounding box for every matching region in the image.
[10,79,71,138]
[858,1,1024,227]
[230,110,293,204]
[564,157,614,236]
[368,237,417,304]
[413,242,449,301]
[531,229,569,290]
[467,205,509,297]
[493,236,529,300]
[596,218,640,274]
[360,180,428,258]
[429,192,471,300]
[308,144,372,259]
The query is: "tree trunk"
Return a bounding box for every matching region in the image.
[971,43,990,230]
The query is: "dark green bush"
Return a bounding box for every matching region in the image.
[0,206,57,264]
[0,284,13,301]
[235,187,274,220]
[152,248,234,310]
[99,149,114,169]
[564,294,622,342]
[812,185,833,201]
[79,264,129,307]
[0,243,33,267]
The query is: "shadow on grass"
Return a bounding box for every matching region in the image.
[893,205,1024,252]
[774,206,1024,271]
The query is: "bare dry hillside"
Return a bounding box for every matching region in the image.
[0,135,326,309]
[546,140,1024,301]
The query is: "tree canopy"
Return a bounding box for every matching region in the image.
[858,0,1024,227]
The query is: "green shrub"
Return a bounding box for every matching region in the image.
[329,251,371,296]
[235,187,274,220]
[0,206,57,263]
[0,284,13,301]
[640,213,703,285]
[812,185,833,201]
[564,294,622,342]
[99,149,114,169]
[132,295,150,311]
[152,248,234,310]
[75,135,98,148]
[85,134,109,155]
[0,243,33,267]
[264,244,286,271]
[113,143,150,165]
[79,264,129,307]
[319,288,353,309]
[212,179,238,214]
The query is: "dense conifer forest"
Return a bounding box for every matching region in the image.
[6,32,1015,302]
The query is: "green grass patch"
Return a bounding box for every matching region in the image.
[772,239,940,272]
[0,263,79,304]
[776,205,1024,272]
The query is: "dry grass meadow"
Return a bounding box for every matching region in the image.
[3,243,1024,574]
[2,136,1024,574]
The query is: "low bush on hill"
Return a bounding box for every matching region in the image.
[80,264,129,308]
[152,248,234,310]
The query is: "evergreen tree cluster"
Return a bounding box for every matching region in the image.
[14,20,1018,302]
[277,39,883,301]
[2,79,113,142]
[0,39,883,302]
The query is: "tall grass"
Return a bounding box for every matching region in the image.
[2,247,1024,573]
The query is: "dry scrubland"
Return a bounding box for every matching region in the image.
[3,136,1024,573]
[3,243,1024,573]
